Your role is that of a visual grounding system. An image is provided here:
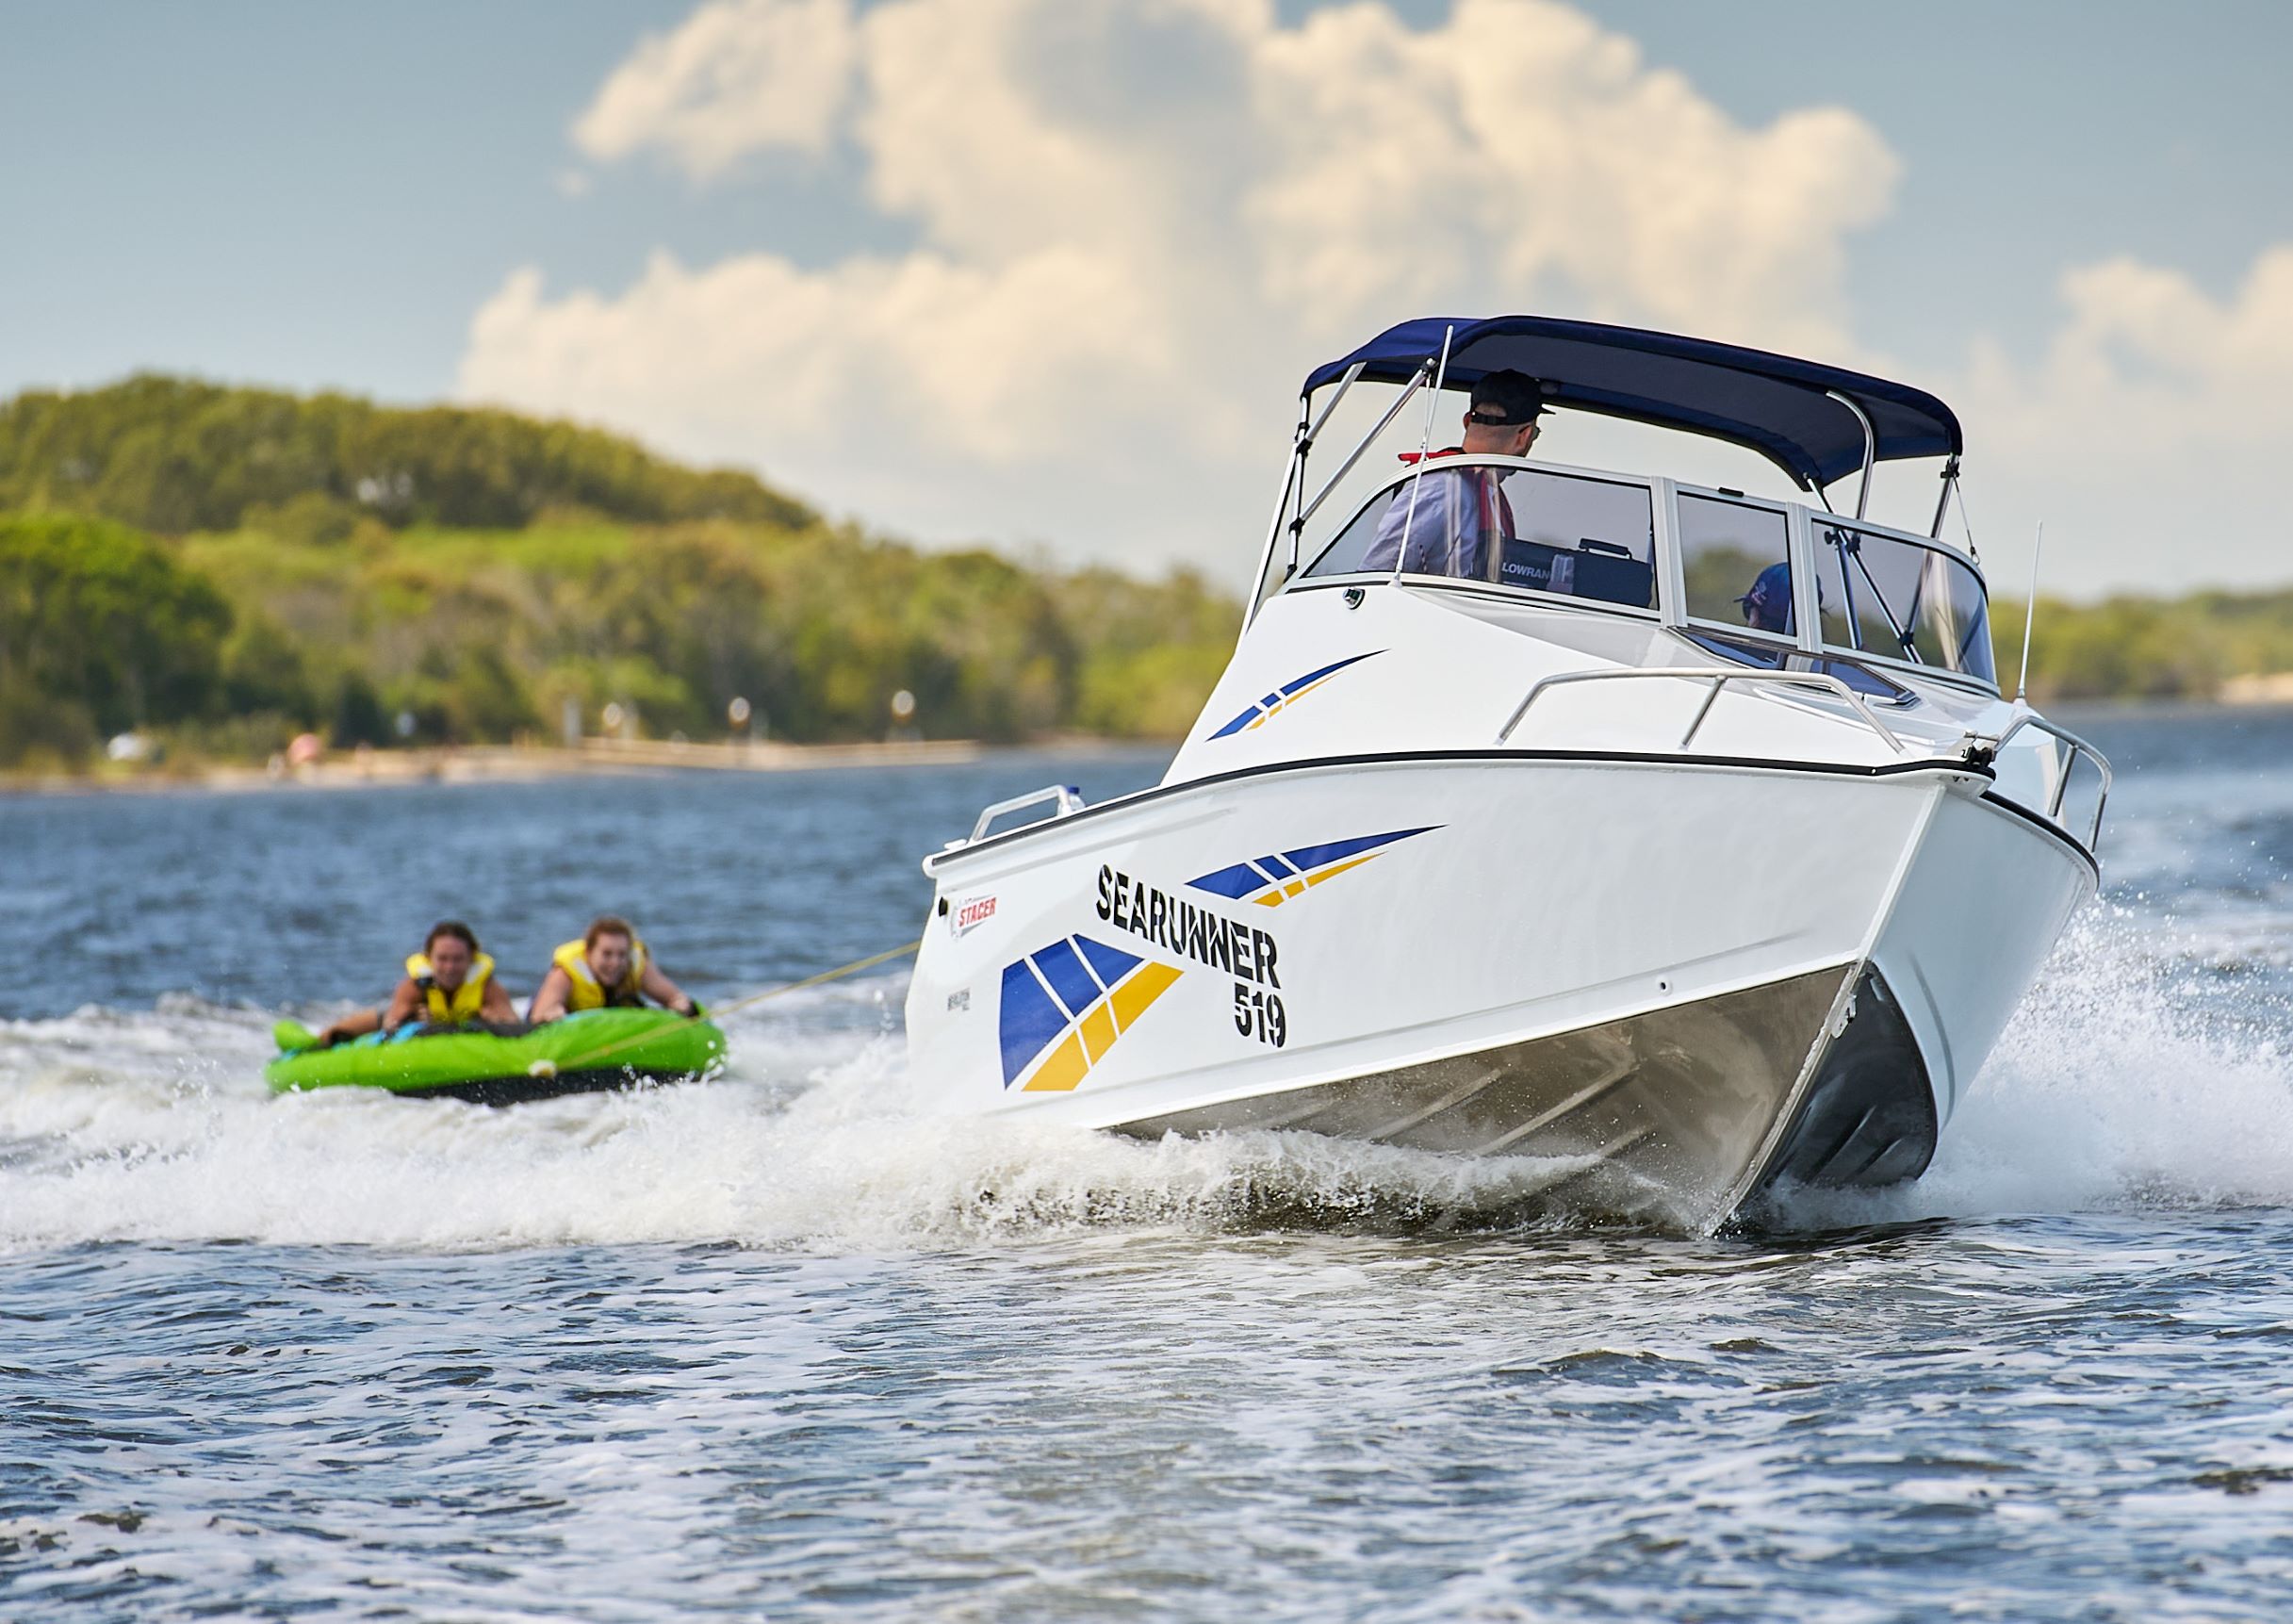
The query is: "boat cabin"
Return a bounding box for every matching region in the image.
[1289,453,1995,694]
[1253,314,1999,698]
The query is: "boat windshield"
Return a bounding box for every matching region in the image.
[1677,492,1795,637]
[1810,519,1993,682]
[1300,462,1658,612]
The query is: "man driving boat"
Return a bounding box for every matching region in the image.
[527,915,698,1024]
[312,920,518,1047]
[1361,369,1546,579]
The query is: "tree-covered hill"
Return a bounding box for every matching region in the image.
[0,374,815,536]
[1995,590,2293,702]
[0,378,1239,770]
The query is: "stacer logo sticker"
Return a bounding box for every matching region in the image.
[998,934,1181,1091]
[949,894,998,937]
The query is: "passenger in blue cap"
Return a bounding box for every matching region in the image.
[1737,561,1796,634]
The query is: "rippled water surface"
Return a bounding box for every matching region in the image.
[7,719,2293,1619]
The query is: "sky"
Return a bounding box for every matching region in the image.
[6,0,2291,599]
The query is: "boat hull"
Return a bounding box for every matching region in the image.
[1122,961,1855,1225]
[907,754,2091,1230]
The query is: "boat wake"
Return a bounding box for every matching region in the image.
[2,910,2287,1253]
[0,978,1592,1251]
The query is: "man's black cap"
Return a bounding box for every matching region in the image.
[1468,369,1547,425]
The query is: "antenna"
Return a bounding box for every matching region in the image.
[2016,520,2044,703]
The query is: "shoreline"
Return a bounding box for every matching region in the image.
[0,735,1170,798]
[10,693,2288,798]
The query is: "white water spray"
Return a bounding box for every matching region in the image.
[4,902,2291,1255]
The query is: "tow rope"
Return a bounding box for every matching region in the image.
[534,938,923,1077]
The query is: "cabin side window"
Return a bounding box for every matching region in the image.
[1812,520,1995,683]
[1300,463,1657,612]
[1496,468,1656,609]
[1677,493,1796,637]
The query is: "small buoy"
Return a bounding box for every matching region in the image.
[527,1058,559,1079]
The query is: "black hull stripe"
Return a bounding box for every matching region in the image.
[940,747,2100,879]
[932,746,2103,869]
[1977,789,2103,879]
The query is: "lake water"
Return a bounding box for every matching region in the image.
[6,714,2293,1620]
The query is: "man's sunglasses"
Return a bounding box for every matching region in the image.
[1467,409,1542,429]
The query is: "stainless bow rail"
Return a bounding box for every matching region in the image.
[1496,667,1911,755]
[1496,668,2110,849]
[964,783,1086,845]
[1985,712,2111,845]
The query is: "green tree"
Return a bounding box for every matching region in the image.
[0,513,233,761]
[0,376,818,535]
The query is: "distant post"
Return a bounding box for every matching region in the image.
[889,688,918,743]
[729,696,753,752]
[562,697,582,748]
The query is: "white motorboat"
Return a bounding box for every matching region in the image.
[905,315,2108,1231]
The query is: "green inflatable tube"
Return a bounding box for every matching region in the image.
[266,1008,728,1104]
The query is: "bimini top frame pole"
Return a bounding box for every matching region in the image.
[1297,359,1432,537]
[1241,357,1434,632]
[1245,362,1368,630]
[1826,388,1877,521]
[1388,325,1456,583]
[1244,402,1311,625]
[1928,454,1961,542]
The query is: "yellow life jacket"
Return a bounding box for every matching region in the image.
[403,951,496,1025]
[551,937,648,1012]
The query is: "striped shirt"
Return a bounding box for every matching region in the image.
[1361,456,1514,580]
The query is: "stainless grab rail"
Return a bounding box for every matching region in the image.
[1495,667,1911,756]
[1988,712,2112,846]
[966,783,1086,844]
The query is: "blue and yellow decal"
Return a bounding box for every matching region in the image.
[1206,651,1382,739]
[998,935,1182,1091]
[1187,827,1439,908]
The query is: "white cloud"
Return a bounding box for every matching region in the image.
[571,0,858,177]
[467,246,1183,508]
[1982,248,2293,455]
[471,0,2293,597]
[1952,246,2293,593]
[1243,0,1894,353]
[467,0,1901,576]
